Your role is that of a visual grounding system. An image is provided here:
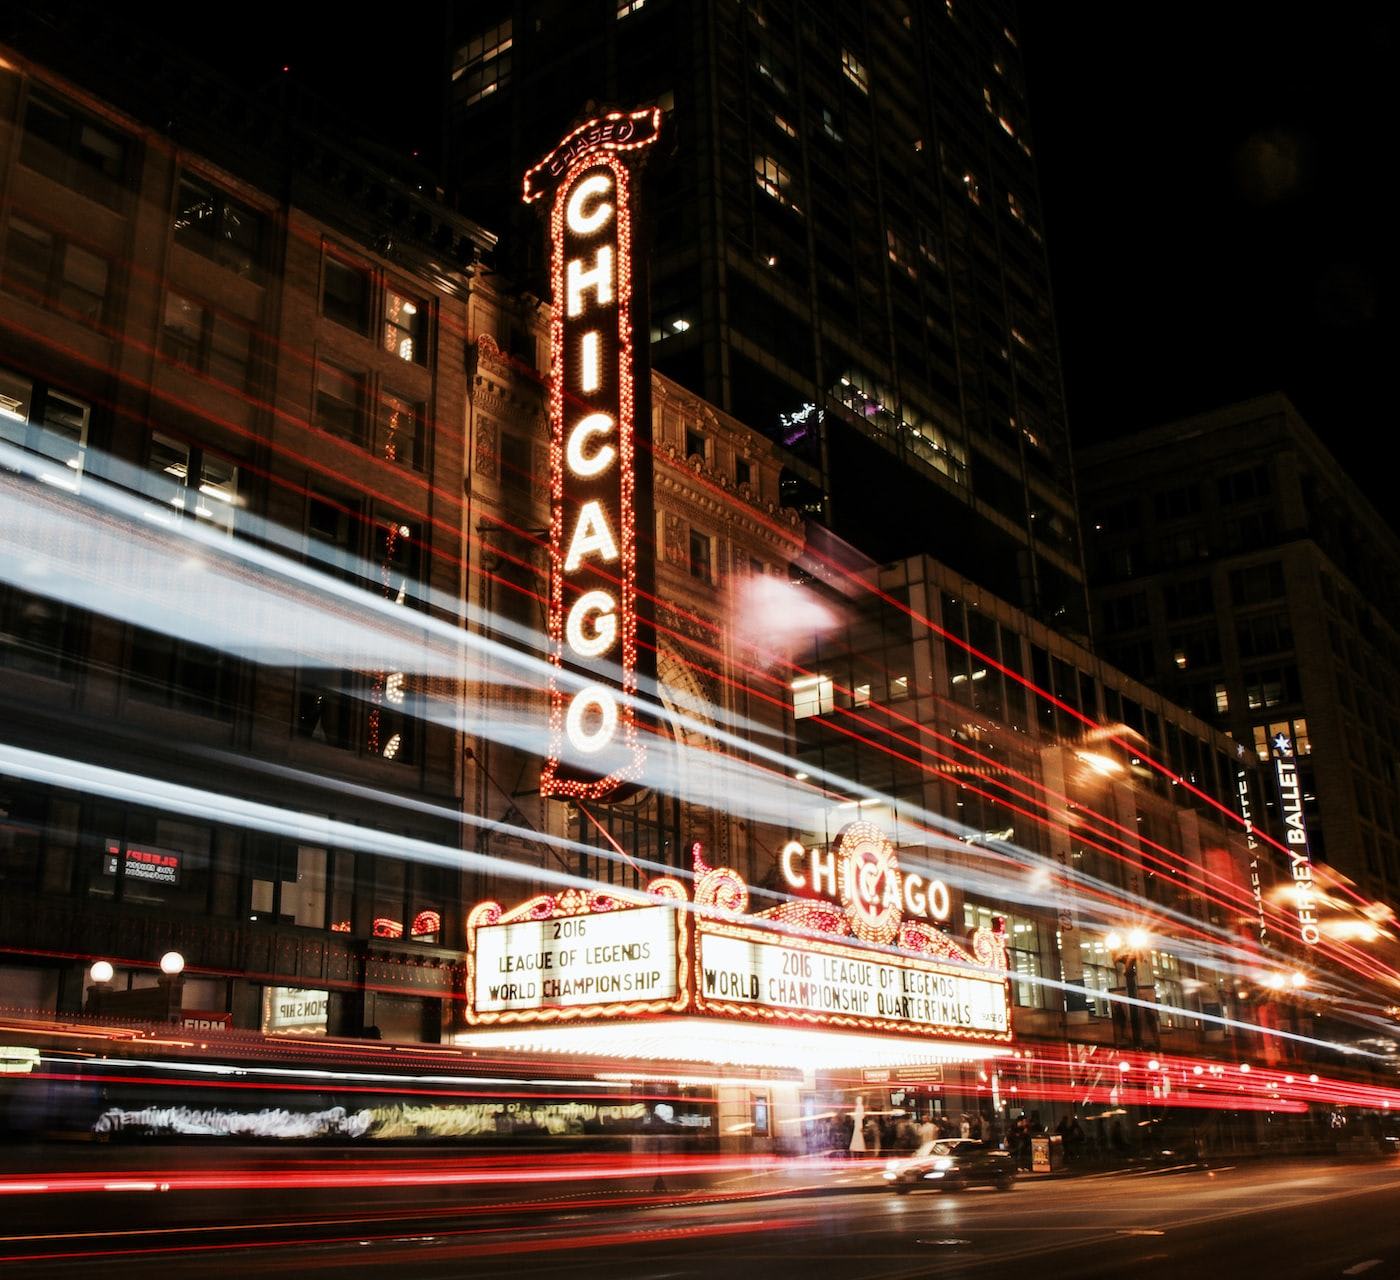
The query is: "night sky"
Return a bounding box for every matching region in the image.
[153,5,1393,512]
[1019,6,1394,498]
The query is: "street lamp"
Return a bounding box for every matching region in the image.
[159,951,185,976]
[88,960,114,985]
[1105,928,1153,1051]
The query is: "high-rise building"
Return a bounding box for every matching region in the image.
[1079,394,1400,912]
[446,0,1087,633]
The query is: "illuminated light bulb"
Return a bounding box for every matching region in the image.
[566,246,614,315]
[566,413,616,477]
[565,172,614,235]
[1126,927,1149,950]
[385,673,405,706]
[1147,1059,1160,1072]
[1105,931,1123,951]
[565,590,618,658]
[580,331,601,391]
[382,733,401,760]
[1309,1074,1319,1084]
[565,685,619,755]
[1239,1063,1251,1074]
[1118,1061,1130,1073]
[159,951,185,977]
[1284,1075,1295,1084]
[1192,1065,1204,1076]
[563,500,620,570]
[89,960,114,984]
[1290,971,1307,988]
[1264,973,1286,990]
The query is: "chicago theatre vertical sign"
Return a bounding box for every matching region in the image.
[524,108,662,800]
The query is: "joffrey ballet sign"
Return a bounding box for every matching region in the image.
[524,108,662,800]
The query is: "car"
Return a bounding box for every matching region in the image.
[882,1139,1017,1193]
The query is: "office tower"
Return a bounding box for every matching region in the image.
[446,0,1087,633]
[1080,394,1400,911]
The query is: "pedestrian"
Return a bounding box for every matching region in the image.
[959,1113,972,1139]
[1069,1117,1086,1163]
[848,1097,866,1158]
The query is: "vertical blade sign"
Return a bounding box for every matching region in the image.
[524,109,662,800]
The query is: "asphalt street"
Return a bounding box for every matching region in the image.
[5,1157,1400,1278]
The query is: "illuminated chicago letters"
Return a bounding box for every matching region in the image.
[524,109,662,799]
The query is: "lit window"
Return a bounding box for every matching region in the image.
[890,674,909,700]
[384,290,426,364]
[452,21,513,106]
[963,172,980,205]
[793,675,834,719]
[617,0,645,16]
[822,108,842,142]
[0,374,90,492]
[1214,683,1230,713]
[841,49,868,93]
[754,155,800,211]
[141,433,238,535]
[773,112,797,138]
[377,391,424,470]
[853,684,871,707]
[173,175,264,277]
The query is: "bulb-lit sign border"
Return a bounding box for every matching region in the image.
[464,838,1012,1046]
[465,883,691,1028]
[526,109,662,800]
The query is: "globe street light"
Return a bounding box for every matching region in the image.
[88,960,114,985]
[159,951,185,976]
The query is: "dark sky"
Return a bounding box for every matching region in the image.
[1018,5,1394,490]
[153,5,1393,503]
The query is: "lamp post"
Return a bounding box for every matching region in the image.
[1105,928,1151,1051]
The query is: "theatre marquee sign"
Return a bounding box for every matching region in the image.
[466,826,1011,1045]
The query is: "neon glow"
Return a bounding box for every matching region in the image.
[528,110,662,800]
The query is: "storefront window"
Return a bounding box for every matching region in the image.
[249,842,328,929]
[97,816,211,913]
[964,902,1049,1009]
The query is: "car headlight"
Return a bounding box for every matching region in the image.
[932,1158,954,1171]
[885,1160,900,1173]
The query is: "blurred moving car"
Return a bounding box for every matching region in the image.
[882,1139,1016,1193]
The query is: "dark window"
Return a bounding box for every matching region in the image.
[1,585,84,679]
[506,324,536,370]
[735,457,752,488]
[314,360,367,445]
[500,432,531,495]
[1163,576,1214,620]
[1229,561,1285,606]
[3,217,110,326]
[323,257,371,333]
[127,627,237,718]
[173,175,264,277]
[1101,592,1148,633]
[1236,612,1294,660]
[298,496,421,764]
[160,292,253,391]
[689,528,712,581]
[20,92,129,207]
[685,428,707,461]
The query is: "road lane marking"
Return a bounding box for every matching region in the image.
[1342,1262,1382,1276]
